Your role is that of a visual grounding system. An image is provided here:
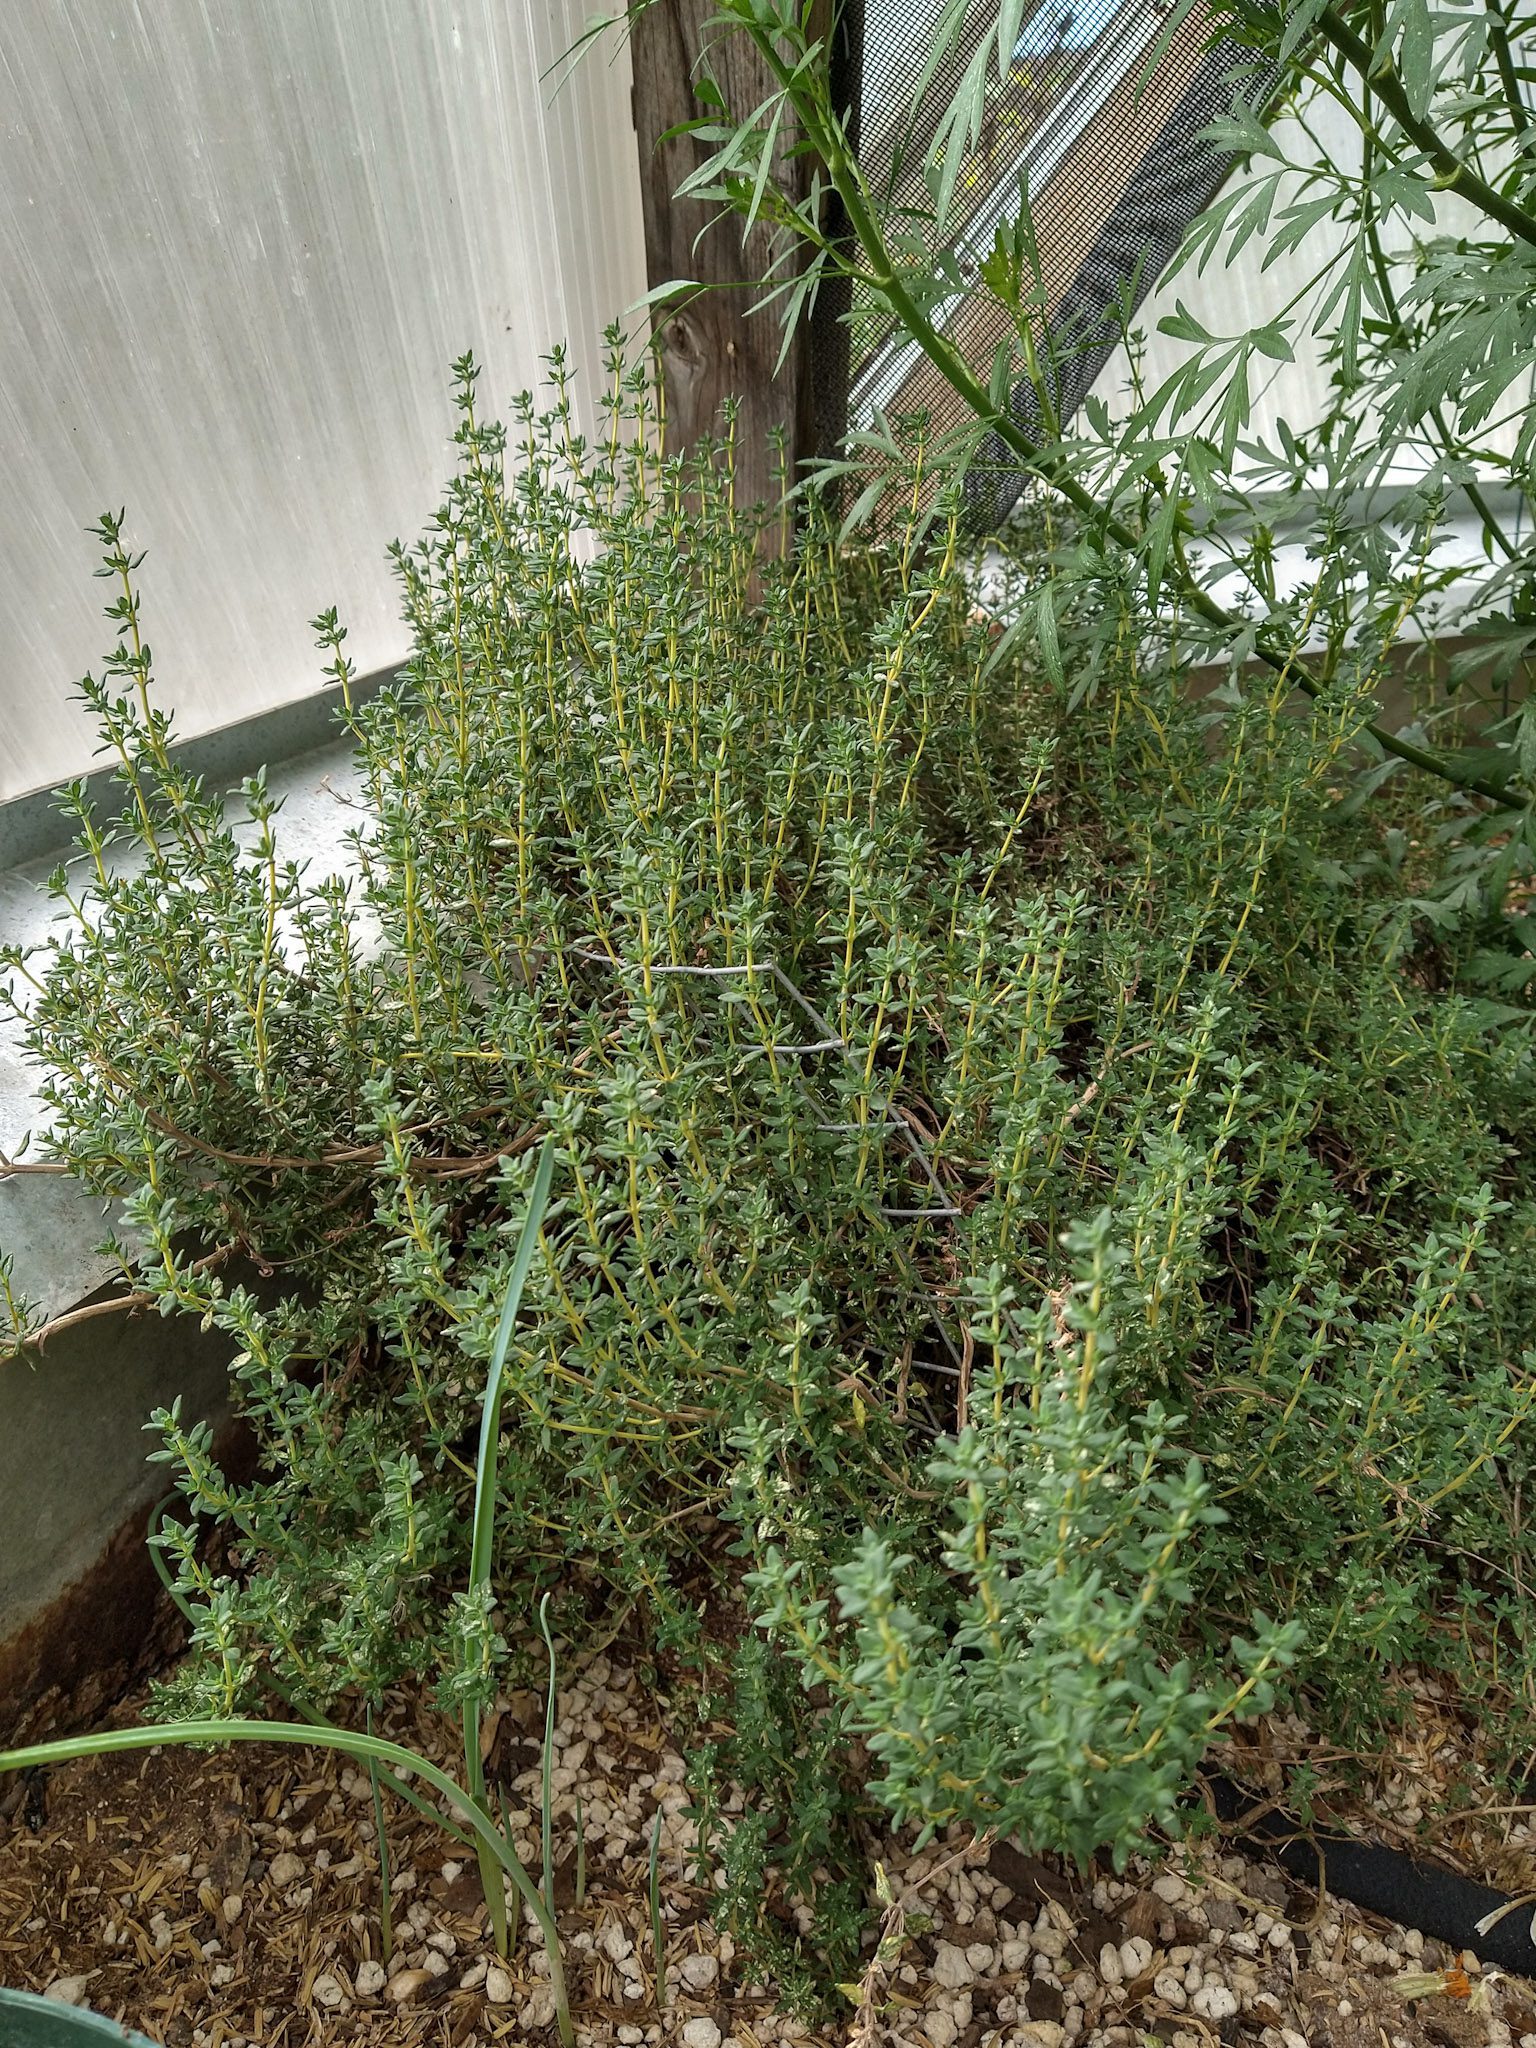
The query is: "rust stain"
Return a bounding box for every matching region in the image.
[0,1419,254,1747]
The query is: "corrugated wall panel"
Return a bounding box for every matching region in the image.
[0,1,644,802]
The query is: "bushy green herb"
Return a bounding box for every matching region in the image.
[6,345,1536,1992]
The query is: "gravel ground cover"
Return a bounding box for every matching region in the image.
[2,1653,1533,2048]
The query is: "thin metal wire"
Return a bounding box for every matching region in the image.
[560,938,967,1367]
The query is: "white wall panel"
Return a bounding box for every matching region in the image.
[0,2,644,802]
[1090,99,1358,455]
[1091,94,1532,483]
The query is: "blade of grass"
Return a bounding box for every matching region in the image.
[366,1704,394,1965]
[538,1591,558,1915]
[649,1808,667,2008]
[464,1134,557,1955]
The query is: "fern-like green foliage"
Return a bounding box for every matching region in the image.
[6,345,1536,1969]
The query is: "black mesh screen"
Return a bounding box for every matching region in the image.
[813,0,1275,529]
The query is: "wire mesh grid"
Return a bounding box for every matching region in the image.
[816,0,1276,527]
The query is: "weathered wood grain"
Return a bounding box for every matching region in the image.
[630,1,829,511]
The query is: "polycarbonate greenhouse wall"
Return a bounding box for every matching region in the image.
[0,2,644,805]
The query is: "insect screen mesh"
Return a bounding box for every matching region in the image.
[820,0,1274,528]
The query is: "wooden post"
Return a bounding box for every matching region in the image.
[629,1,827,510]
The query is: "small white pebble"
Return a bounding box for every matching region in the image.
[680,1953,719,1992]
[485,1964,515,2005]
[1153,1970,1187,2009]
[268,1851,304,1887]
[1120,1936,1153,1977]
[311,1974,345,2011]
[1099,1942,1124,1988]
[681,2022,722,2048]
[521,1986,558,2030]
[933,1943,975,1990]
[1191,1985,1239,2022]
[42,1976,95,2009]
[1153,1874,1186,1904]
[355,1960,387,1998]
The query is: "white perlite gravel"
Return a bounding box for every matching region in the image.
[12,1645,1536,2048]
[838,1836,1534,2048]
[374,1651,1536,2048]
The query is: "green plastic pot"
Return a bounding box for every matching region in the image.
[0,1991,155,2047]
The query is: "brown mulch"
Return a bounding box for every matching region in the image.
[6,1660,1536,2048]
[0,1659,759,2048]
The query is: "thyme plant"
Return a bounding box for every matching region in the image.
[5,348,1536,1984]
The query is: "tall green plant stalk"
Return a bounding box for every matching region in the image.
[648,1809,667,2008]
[366,1707,394,1966]
[537,1593,559,1916]
[464,1135,557,1955]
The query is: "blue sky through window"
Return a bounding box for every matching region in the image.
[1014,0,1124,56]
